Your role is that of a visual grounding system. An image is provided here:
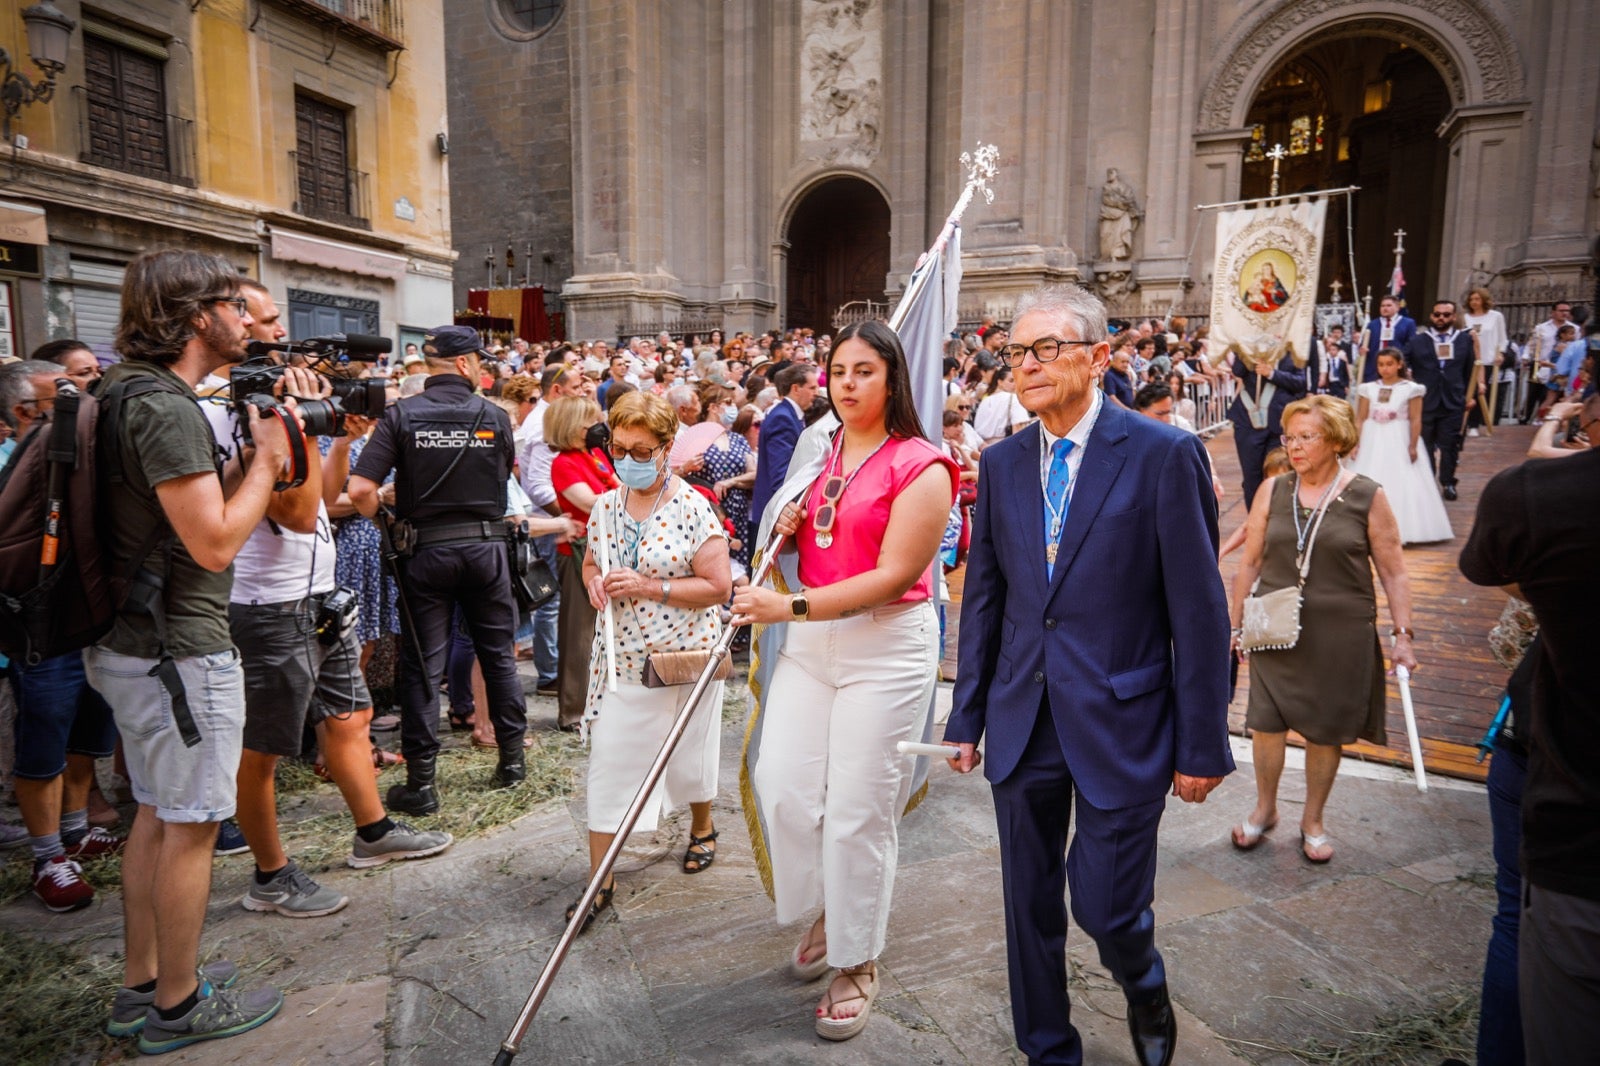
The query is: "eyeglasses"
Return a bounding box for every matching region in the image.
[956,404,972,411]
[607,441,667,463]
[813,474,848,538]
[1280,433,1323,448]
[210,296,248,317]
[998,338,1095,368]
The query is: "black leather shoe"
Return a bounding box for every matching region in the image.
[387,754,439,815]
[1442,484,1458,501]
[1127,986,1176,1066]
[492,748,526,789]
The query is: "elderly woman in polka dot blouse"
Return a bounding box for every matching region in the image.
[565,391,734,933]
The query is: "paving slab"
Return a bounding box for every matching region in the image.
[159,978,388,1066]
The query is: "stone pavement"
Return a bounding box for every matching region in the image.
[1,679,1496,1065]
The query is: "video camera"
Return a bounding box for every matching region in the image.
[230,333,392,441]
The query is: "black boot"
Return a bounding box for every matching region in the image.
[492,745,526,789]
[387,754,439,815]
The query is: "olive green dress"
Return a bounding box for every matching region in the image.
[1245,474,1387,746]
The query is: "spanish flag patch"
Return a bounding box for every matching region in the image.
[474,430,496,440]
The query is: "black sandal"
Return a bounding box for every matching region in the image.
[563,881,614,934]
[447,711,473,733]
[682,829,718,874]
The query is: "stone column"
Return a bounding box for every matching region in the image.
[1436,104,1529,296]
[1518,0,1598,279]
[718,0,776,333]
[1136,0,1203,303]
[1188,128,1253,305]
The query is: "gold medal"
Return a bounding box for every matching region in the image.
[816,531,834,549]
[1045,544,1058,564]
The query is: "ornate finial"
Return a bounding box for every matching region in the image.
[1266,143,1287,197]
[1393,228,1407,255]
[1329,278,1344,303]
[960,143,999,205]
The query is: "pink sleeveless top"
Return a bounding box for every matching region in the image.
[795,434,959,603]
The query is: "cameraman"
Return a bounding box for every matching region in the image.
[349,325,529,815]
[201,280,451,920]
[85,250,287,1051]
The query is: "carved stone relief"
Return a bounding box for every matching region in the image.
[1198,0,1524,131]
[800,0,883,167]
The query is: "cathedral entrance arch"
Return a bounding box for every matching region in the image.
[1239,40,1450,310]
[783,176,891,333]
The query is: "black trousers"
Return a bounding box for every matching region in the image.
[1233,424,1275,508]
[397,540,526,760]
[1421,406,1464,487]
[1520,882,1600,1064]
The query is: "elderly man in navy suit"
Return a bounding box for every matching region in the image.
[748,363,818,546]
[945,284,1233,1066]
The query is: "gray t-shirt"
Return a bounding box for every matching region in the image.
[98,362,234,659]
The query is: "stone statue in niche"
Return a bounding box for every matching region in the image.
[1098,168,1144,262]
[1096,268,1138,299]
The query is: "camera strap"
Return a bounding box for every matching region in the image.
[263,407,310,492]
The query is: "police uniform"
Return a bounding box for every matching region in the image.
[352,326,526,813]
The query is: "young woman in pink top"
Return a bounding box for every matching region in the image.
[732,320,958,1041]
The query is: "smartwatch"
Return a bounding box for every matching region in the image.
[790,593,810,621]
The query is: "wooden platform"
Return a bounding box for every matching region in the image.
[942,421,1535,783]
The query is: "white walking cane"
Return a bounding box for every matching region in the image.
[1394,664,1428,793]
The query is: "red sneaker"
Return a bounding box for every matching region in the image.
[65,827,125,861]
[33,855,94,912]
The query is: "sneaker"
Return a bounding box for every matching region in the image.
[241,860,349,918]
[107,960,240,1037]
[32,855,94,912]
[369,712,401,732]
[0,820,28,850]
[136,981,283,1055]
[214,819,250,857]
[1468,427,1480,437]
[347,820,454,869]
[65,826,125,861]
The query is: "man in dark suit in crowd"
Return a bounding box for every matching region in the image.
[1459,393,1600,1065]
[946,284,1233,1066]
[748,363,818,546]
[1316,324,1353,398]
[1225,348,1307,506]
[1406,299,1476,500]
[1359,295,1416,382]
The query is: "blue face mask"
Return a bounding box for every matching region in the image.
[615,455,663,490]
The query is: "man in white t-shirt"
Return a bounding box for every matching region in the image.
[201,282,451,920]
[1530,300,1573,372]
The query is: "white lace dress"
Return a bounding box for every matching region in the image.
[1349,380,1454,544]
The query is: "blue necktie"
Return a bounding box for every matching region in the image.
[1044,438,1075,578]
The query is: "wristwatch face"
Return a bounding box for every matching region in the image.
[792,594,808,618]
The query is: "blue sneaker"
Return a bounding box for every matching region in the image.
[214,820,249,857]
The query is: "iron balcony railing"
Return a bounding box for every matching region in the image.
[289,150,372,229]
[73,86,197,187]
[269,0,405,50]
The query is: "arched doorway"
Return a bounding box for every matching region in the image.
[784,177,891,332]
[1239,39,1450,312]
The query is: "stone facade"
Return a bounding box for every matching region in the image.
[444,0,1597,340]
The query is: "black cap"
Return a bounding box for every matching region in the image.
[423,325,488,359]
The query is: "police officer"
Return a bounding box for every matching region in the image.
[349,325,526,814]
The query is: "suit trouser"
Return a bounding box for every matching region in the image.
[1233,424,1274,507]
[555,552,596,729]
[1421,407,1464,486]
[753,601,937,967]
[397,541,527,761]
[1519,881,1600,1065]
[991,703,1166,1066]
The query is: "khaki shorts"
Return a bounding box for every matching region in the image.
[85,647,245,824]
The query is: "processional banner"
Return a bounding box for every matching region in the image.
[1208,199,1327,368]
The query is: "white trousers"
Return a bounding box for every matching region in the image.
[586,679,722,835]
[754,600,938,967]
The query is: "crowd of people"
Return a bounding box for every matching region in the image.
[0,266,1595,1064]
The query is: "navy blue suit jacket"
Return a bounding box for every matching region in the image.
[750,398,802,536]
[944,402,1235,808]
[1226,353,1307,438]
[1361,315,1417,381]
[1406,330,1476,416]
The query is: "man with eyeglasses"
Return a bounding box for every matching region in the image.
[1406,299,1476,501]
[32,339,101,389]
[350,325,529,814]
[946,284,1231,1066]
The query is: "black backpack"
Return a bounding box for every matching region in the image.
[0,373,187,666]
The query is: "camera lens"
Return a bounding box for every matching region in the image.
[296,398,342,437]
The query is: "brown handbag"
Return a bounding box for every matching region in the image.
[642,650,732,688]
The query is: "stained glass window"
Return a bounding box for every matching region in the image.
[1288,115,1312,156]
[1245,124,1266,163]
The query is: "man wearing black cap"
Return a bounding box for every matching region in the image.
[348,326,527,814]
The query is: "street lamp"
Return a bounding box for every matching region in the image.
[1,2,77,144]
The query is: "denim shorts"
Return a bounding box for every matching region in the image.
[8,651,119,780]
[84,647,245,823]
[229,598,372,757]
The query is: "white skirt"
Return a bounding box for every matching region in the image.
[1349,418,1454,544]
[586,679,722,835]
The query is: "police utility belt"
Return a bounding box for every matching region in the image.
[406,519,508,550]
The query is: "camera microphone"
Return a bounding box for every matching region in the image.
[245,340,292,358]
[303,333,393,360]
